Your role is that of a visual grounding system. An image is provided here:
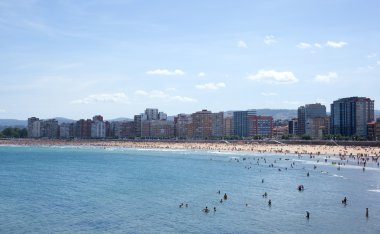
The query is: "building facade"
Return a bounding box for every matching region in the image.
[60,123,74,139]
[288,118,298,135]
[191,110,213,139]
[174,114,192,139]
[305,117,329,139]
[233,110,256,137]
[223,116,234,137]
[248,116,273,137]
[212,112,224,138]
[297,103,326,135]
[331,97,375,136]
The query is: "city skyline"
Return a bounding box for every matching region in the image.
[1,0,380,119]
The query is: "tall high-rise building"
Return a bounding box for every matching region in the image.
[191,110,213,139]
[145,108,159,120]
[43,119,59,138]
[134,114,143,137]
[74,119,92,138]
[27,117,59,138]
[233,110,256,137]
[174,114,192,139]
[297,103,326,135]
[27,117,39,138]
[248,115,273,137]
[331,97,375,136]
[158,112,167,120]
[305,117,329,139]
[223,116,234,137]
[91,115,106,138]
[288,118,298,135]
[212,112,224,137]
[60,123,74,138]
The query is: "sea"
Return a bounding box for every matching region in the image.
[0,145,379,234]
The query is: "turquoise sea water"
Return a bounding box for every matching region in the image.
[0,145,379,233]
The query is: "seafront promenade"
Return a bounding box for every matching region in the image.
[1,139,380,158]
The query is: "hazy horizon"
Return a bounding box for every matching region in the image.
[1,0,380,119]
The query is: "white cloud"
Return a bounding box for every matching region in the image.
[146,69,185,76]
[315,72,338,83]
[135,90,197,103]
[0,108,6,113]
[326,41,347,48]
[367,53,377,58]
[297,42,312,49]
[195,82,226,90]
[261,92,278,96]
[377,61,380,65]
[247,70,298,84]
[198,72,206,77]
[72,93,129,104]
[297,42,323,49]
[237,40,248,48]
[264,35,277,45]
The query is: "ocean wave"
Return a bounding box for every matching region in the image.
[332,174,345,179]
[368,189,380,193]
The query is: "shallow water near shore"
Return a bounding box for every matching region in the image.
[0,145,379,233]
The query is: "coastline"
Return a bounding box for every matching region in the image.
[1,139,380,158]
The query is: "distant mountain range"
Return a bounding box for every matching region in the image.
[0,110,379,128]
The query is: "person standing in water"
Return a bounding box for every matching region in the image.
[306,211,310,219]
[224,193,228,200]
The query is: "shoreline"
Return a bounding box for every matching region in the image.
[1,139,380,158]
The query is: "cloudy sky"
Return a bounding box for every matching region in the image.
[1,0,379,119]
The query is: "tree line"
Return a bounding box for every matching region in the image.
[0,128,28,138]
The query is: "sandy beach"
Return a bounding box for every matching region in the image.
[1,139,380,158]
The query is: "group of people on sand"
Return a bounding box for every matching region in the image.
[2,139,380,160]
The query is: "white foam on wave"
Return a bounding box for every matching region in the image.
[0,144,25,148]
[208,151,239,156]
[134,148,187,153]
[368,189,380,193]
[332,174,345,179]
[294,159,380,172]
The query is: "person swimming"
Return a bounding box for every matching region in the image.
[203,206,210,213]
[307,172,310,177]
[342,197,347,205]
[220,199,223,203]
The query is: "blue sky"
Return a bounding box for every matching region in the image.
[1,0,379,119]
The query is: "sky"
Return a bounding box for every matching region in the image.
[1,0,380,120]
